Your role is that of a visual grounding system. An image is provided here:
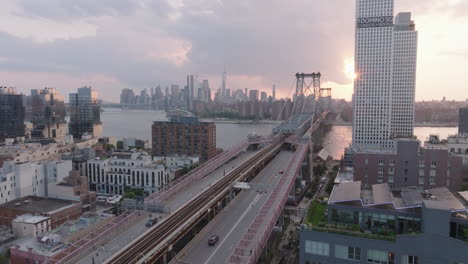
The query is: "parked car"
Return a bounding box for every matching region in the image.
[279,170,284,174]
[145,218,158,227]
[208,235,219,246]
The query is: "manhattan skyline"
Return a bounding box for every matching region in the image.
[0,0,466,102]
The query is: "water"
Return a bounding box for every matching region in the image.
[101,108,276,150]
[322,125,458,159]
[101,109,457,158]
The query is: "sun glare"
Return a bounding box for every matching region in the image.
[344,58,357,80]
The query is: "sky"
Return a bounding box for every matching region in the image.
[0,0,467,102]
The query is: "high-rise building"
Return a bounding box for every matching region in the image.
[186,75,197,109]
[221,69,227,99]
[171,85,180,102]
[68,86,102,140]
[352,0,418,149]
[459,107,468,135]
[391,12,418,139]
[30,88,66,140]
[272,84,276,101]
[249,90,259,102]
[0,87,25,141]
[260,91,268,102]
[152,116,216,162]
[120,88,136,105]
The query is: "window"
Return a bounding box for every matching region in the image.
[304,241,329,256]
[418,177,424,185]
[429,170,436,177]
[336,245,361,260]
[367,249,394,264]
[402,255,419,264]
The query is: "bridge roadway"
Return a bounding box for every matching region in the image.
[76,149,260,264]
[105,136,285,264]
[170,150,294,264]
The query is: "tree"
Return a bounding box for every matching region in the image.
[0,253,7,264]
[116,141,124,150]
[461,183,468,191]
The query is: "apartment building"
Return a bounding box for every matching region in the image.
[87,151,168,196]
[300,181,468,263]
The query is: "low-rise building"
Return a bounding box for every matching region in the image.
[447,134,468,185]
[0,196,82,229]
[353,138,463,191]
[10,213,113,264]
[300,181,468,263]
[87,151,168,196]
[12,214,51,238]
[0,159,72,204]
[0,142,71,164]
[48,170,96,213]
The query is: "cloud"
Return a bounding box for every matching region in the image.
[13,0,142,21]
[0,0,466,102]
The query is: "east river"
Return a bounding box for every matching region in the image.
[101,108,457,159]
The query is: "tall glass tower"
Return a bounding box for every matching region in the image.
[352,0,418,149]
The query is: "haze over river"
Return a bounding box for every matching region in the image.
[101,109,457,159]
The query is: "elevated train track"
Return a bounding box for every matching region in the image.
[105,135,287,264]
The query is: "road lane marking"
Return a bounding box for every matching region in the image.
[204,194,261,264]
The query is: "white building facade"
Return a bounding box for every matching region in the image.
[352,0,418,149]
[87,152,168,196]
[0,160,72,204]
[12,214,51,238]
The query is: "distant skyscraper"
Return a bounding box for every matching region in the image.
[186,75,197,109]
[260,91,268,102]
[221,68,227,99]
[249,90,259,102]
[171,85,180,102]
[30,87,66,140]
[120,88,136,105]
[272,84,276,101]
[0,87,25,141]
[201,80,211,102]
[352,0,418,149]
[69,86,102,139]
[459,107,468,135]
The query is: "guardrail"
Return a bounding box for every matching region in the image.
[106,136,286,264]
[227,140,309,264]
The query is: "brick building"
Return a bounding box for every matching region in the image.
[353,138,463,192]
[152,116,216,162]
[0,196,82,229]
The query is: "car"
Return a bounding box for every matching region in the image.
[145,218,158,227]
[279,170,284,174]
[208,235,219,246]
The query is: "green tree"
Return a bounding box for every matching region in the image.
[116,141,124,149]
[0,253,7,264]
[461,183,468,191]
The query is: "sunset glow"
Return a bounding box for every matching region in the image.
[344,58,357,80]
